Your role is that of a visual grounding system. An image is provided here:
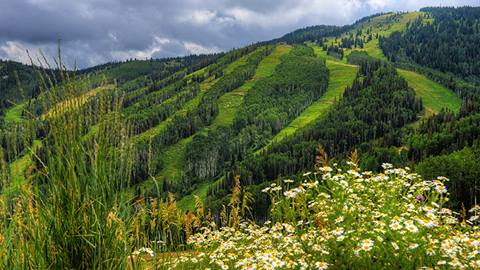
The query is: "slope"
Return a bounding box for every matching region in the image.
[147,46,291,206]
[397,69,461,116]
[314,12,461,117]
[4,102,27,124]
[132,46,277,194]
[3,102,42,194]
[213,45,292,127]
[320,12,424,62]
[259,58,358,152]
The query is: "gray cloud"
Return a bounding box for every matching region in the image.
[0,0,478,68]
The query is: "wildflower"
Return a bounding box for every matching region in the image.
[303,180,319,189]
[470,260,480,268]
[416,195,425,202]
[271,186,282,192]
[468,250,478,258]
[314,261,329,270]
[417,218,435,228]
[382,163,393,170]
[449,258,462,268]
[437,176,449,182]
[284,190,297,199]
[284,179,294,183]
[469,215,479,223]
[320,166,333,173]
[332,227,344,236]
[435,184,447,194]
[390,221,402,231]
[131,247,154,257]
[469,205,480,213]
[335,216,344,224]
[360,239,374,251]
[445,216,457,224]
[405,224,418,233]
[312,244,322,251]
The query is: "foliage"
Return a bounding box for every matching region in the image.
[263,59,358,149]
[380,7,480,85]
[165,164,480,269]
[275,25,349,44]
[416,146,480,210]
[183,45,329,198]
[2,8,480,269]
[219,58,421,210]
[0,60,42,115]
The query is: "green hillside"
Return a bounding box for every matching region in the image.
[214,44,292,127]
[0,10,470,212]
[132,46,279,194]
[397,69,461,116]
[174,45,293,210]
[260,57,358,151]
[4,102,26,124]
[319,12,424,63]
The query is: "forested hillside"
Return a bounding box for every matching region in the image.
[1,6,480,269]
[0,60,40,118]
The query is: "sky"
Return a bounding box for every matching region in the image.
[0,0,478,69]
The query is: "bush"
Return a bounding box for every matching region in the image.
[166,163,480,269]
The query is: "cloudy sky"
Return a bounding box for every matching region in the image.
[1,0,478,68]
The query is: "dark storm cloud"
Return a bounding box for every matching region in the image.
[0,0,479,68]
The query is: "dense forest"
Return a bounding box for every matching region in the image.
[180,45,329,197]
[380,7,480,84]
[209,54,422,213]
[0,60,42,116]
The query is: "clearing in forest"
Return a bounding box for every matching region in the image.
[133,48,274,194]
[6,139,42,194]
[259,59,358,152]
[213,44,292,126]
[397,69,461,116]
[171,45,292,210]
[322,12,424,62]
[4,102,27,124]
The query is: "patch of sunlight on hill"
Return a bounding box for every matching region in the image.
[4,102,27,124]
[321,12,425,63]
[397,69,461,117]
[41,85,114,120]
[6,139,42,194]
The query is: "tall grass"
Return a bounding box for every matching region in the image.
[0,52,254,269]
[0,54,138,269]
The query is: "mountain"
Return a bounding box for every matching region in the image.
[1,6,480,269]
[0,60,38,115]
